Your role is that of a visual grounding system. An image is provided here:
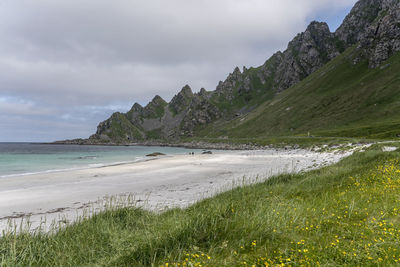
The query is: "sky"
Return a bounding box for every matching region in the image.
[0,0,357,142]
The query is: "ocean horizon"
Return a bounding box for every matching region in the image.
[0,142,204,178]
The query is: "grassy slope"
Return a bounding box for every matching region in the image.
[196,48,400,141]
[2,144,400,266]
[105,113,144,142]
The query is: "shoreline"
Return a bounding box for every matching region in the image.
[0,156,161,179]
[0,148,355,234]
[0,144,209,179]
[50,136,377,151]
[50,140,273,150]
[49,139,320,151]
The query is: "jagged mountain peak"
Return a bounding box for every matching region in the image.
[289,20,334,49]
[199,88,207,96]
[335,0,400,67]
[168,85,195,115]
[130,102,143,112]
[179,84,194,97]
[83,0,400,144]
[361,2,400,67]
[306,21,330,32]
[142,95,167,118]
[214,20,340,102]
[335,0,385,46]
[232,66,241,75]
[149,95,167,106]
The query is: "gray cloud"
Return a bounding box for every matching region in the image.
[0,0,357,141]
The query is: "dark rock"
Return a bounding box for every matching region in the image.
[131,103,143,112]
[336,0,400,68]
[215,67,243,101]
[169,85,194,114]
[146,152,166,157]
[360,0,400,67]
[272,21,340,92]
[335,0,384,46]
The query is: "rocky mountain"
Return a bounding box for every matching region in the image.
[359,0,400,67]
[213,21,344,105]
[336,0,400,67]
[88,85,220,142]
[79,0,400,144]
[335,0,385,46]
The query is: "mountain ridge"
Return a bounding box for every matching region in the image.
[62,0,400,145]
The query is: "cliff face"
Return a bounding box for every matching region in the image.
[267,21,341,92]
[87,0,400,144]
[359,0,400,67]
[336,0,400,67]
[335,0,385,46]
[214,21,341,103]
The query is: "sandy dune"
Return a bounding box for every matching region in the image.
[0,149,350,233]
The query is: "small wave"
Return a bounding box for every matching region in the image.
[0,156,148,178]
[88,163,104,168]
[0,167,84,178]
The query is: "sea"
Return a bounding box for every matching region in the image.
[0,143,204,178]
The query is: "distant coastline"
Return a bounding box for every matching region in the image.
[51,138,273,150]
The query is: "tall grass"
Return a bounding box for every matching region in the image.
[1,144,400,266]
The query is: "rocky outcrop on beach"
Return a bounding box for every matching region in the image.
[64,0,400,145]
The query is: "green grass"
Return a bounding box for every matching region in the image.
[2,144,400,266]
[142,100,168,119]
[146,128,165,140]
[104,113,144,143]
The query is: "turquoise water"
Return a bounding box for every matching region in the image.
[0,143,204,177]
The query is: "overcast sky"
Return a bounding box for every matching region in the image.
[0,0,357,142]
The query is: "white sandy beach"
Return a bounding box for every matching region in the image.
[0,149,352,233]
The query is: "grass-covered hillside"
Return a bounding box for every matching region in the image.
[2,144,400,266]
[196,49,400,140]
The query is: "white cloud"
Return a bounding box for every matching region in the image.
[0,96,54,116]
[0,0,357,141]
